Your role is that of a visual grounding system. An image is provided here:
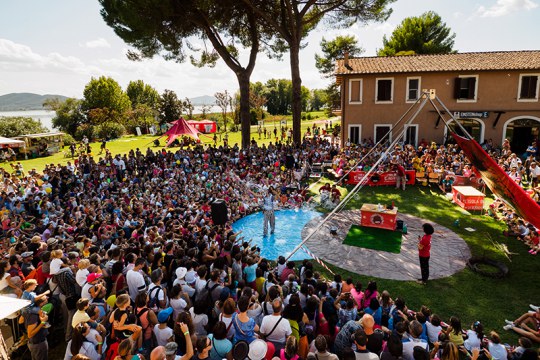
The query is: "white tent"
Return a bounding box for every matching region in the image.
[0,296,30,320]
[0,136,25,148]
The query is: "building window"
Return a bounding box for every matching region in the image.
[348,125,361,145]
[404,124,418,147]
[454,75,478,102]
[374,124,392,145]
[349,79,362,104]
[406,77,421,102]
[518,74,539,101]
[375,78,393,103]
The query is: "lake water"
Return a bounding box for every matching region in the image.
[0,106,223,132]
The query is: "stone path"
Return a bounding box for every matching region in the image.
[301,210,471,281]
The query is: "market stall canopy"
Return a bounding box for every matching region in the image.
[0,136,25,148]
[165,117,200,146]
[0,295,30,320]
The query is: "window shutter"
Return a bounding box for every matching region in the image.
[454,78,461,99]
[520,77,529,99]
[467,77,476,99]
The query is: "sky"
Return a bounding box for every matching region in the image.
[0,0,539,99]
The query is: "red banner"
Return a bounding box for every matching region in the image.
[452,133,540,229]
[348,170,416,186]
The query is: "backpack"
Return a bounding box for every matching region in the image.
[195,281,219,307]
[147,285,163,312]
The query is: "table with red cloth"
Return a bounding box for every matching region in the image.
[360,203,398,230]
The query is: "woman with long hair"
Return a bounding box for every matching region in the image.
[280,335,299,360]
[64,323,102,360]
[174,311,197,356]
[417,223,434,284]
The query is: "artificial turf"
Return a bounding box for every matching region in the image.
[343,225,403,253]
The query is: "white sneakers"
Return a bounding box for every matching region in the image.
[530,304,539,311]
[503,324,514,331]
[504,319,514,325]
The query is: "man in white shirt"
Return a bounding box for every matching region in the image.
[260,299,291,354]
[126,258,147,300]
[402,321,429,360]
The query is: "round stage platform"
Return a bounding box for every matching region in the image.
[301,210,471,281]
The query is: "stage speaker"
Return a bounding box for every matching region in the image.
[285,155,295,169]
[211,199,228,225]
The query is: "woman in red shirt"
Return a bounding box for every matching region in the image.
[417,223,434,285]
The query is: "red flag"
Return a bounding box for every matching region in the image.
[452,133,540,229]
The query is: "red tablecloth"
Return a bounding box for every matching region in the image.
[348,170,416,186]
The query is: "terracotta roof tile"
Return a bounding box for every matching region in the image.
[335,51,540,75]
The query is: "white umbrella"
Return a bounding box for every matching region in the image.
[0,295,30,320]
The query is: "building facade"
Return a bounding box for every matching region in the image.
[335,51,540,154]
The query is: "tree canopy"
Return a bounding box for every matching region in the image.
[43,97,86,137]
[315,35,364,78]
[158,89,183,125]
[82,76,131,124]
[0,117,48,138]
[378,11,456,56]
[126,80,160,110]
[240,0,394,143]
[99,0,269,148]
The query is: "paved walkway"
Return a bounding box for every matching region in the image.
[301,210,471,281]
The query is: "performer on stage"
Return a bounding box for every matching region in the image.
[262,188,276,236]
[417,223,434,285]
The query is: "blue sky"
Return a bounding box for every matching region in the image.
[0,0,539,99]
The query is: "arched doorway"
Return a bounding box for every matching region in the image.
[502,117,540,156]
[445,118,484,144]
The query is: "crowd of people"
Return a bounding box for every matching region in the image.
[0,134,538,360]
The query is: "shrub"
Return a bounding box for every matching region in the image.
[63,133,76,147]
[75,124,95,141]
[94,122,126,140]
[307,113,312,120]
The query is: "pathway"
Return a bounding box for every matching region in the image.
[301,210,471,281]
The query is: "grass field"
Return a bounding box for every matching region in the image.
[311,184,539,344]
[1,115,334,172]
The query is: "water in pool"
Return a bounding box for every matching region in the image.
[232,208,321,261]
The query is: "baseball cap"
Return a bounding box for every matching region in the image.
[157,307,173,323]
[185,271,197,285]
[21,252,33,258]
[87,273,103,283]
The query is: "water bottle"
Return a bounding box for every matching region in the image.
[454,219,460,227]
[377,203,382,211]
[402,223,408,234]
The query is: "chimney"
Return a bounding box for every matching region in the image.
[344,51,352,70]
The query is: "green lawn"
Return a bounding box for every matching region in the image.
[311,185,539,344]
[1,116,335,173]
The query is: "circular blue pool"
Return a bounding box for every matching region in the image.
[232,209,321,261]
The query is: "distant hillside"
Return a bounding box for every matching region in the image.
[190,95,216,105]
[0,92,215,111]
[0,93,69,111]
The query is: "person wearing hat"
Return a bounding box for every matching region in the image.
[81,272,106,301]
[154,307,174,347]
[247,338,271,360]
[21,251,35,278]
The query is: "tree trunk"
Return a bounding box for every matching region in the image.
[290,43,302,145]
[237,71,251,149]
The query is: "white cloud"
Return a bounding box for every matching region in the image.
[476,0,538,17]
[0,38,95,75]
[84,38,111,48]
